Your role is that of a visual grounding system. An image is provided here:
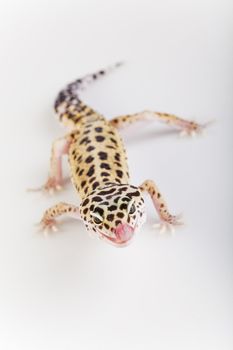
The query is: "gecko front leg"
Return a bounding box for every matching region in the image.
[40,202,81,234]
[30,131,79,194]
[139,180,182,234]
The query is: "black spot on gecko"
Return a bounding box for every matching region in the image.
[100,163,111,170]
[92,181,100,190]
[92,196,102,202]
[110,138,117,145]
[86,145,95,152]
[114,196,120,203]
[96,135,105,142]
[116,170,123,178]
[115,153,121,161]
[87,165,95,177]
[128,190,141,198]
[54,91,66,110]
[85,155,94,163]
[107,214,114,222]
[119,186,128,191]
[81,180,86,188]
[83,208,88,215]
[120,203,127,210]
[122,197,130,202]
[82,198,89,206]
[98,151,108,160]
[98,188,116,196]
[95,127,103,133]
[101,171,110,177]
[79,137,91,145]
[108,205,117,212]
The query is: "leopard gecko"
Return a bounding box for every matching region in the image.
[33,63,206,247]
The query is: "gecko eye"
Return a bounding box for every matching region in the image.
[128,202,136,215]
[92,209,104,225]
[93,216,102,225]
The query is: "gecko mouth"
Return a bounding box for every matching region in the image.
[99,223,135,247]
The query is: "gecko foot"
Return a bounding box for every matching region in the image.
[28,177,70,195]
[179,119,214,138]
[153,214,183,235]
[36,218,59,236]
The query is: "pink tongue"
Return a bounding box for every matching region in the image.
[115,223,134,242]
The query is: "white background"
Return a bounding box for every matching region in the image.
[0,0,232,349]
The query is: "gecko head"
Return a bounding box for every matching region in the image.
[80,183,146,247]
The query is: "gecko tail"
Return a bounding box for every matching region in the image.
[70,61,124,92]
[54,62,124,113]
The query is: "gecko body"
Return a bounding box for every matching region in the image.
[35,63,205,246]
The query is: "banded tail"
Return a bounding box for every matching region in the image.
[54,62,123,127]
